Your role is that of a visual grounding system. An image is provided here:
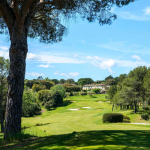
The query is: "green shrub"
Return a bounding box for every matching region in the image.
[23,90,37,103]
[44,101,54,110]
[25,79,54,89]
[143,107,149,110]
[22,101,41,117]
[69,91,73,96]
[65,92,70,97]
[103,113,123,123]
[92,89,100,94]
[37,90,51,103]
[63,85,81,92]
[123,114,130,123]
[44,91,63,110]
[87,91,95,97]
[141,113,149,120]
[123,114,130,120]
[50,85,66,98]
[33,102,42,115]
[52,91,63,106]
[32,83,46,92]
[80,91,87,96]
[73,92,79,96]
[123,119,131,123]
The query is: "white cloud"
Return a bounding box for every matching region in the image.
[115,60,150,68]
[26,72,44,77]
[26,52,85,64]
[73,54,78,58]
[81,39,85,43]
[27,53,41,60]
[86,56,93,60]
[143,7,150,15]
[54,71,79,78]
[69,72,79,77]
[118,11,146,21]
[94,56,102,61]
[54,71,60,75]
[132,55,141,61]
[96,40,150,55]
[112,6,150,21]
[37,63,54,68]
[0,51,9,59]
[0,46,8,50]
[85,55,150,73]
[60,73,70,78]
[39,53,85,64]
[99,59,116,73]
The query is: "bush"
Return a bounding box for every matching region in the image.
[50,85,66,98]
[65,92,70,97]
[73,92,79,96]
[123,114,130,123]
[123,114,130,120]
[25,79,54,89]
[22,101,41,117]
[103,113,123,123]
[44,101,54,110]
[69,91,73,96]
[80,91,87,96]
[87,91,95,97]
[23,90,37,103]
[32,83,46,92]
[44,91,63,110]
[37,90,51,102]
[63,84,81,92]
[92,89,100,94]
[141,113,149,120]
[51,91,63,106]
[123,119,131,123]
[143,106,149,110]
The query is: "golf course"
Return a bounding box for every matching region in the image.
[1,94,150,150]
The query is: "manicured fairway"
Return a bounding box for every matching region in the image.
[0,94,150,149]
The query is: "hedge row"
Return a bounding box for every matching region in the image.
[103,113,123,123]
[103,113,130,123]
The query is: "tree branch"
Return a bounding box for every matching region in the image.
[13,0,22,23]
[0,0,15,33]
[21,0,36,20]
[24,0,39,31]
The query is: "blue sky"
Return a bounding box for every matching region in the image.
[0,0,150,81]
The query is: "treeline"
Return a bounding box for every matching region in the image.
[107,66,150,114]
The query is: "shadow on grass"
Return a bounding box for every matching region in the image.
[35,123,50,126]
[62,100,74,107]
[1,130,150,149]
[0,132,36,146]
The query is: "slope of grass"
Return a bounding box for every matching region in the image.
[1,130,150,150]
[0,94,150,149]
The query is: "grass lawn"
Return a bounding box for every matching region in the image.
[0,94,150,149]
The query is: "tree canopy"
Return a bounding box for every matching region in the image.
[0,0,135,43]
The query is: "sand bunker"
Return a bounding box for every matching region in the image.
[82,107,91,109]
[68,108,80,110]
[70,101,76,103]
[97,101,104,103]
[130,123,150,125]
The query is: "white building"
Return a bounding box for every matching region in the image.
[82,84,110,93]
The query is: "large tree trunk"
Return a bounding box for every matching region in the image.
[127,105,129,110]
[134,102,137,114]
[4,25,28,139]
[0,107,4,133]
